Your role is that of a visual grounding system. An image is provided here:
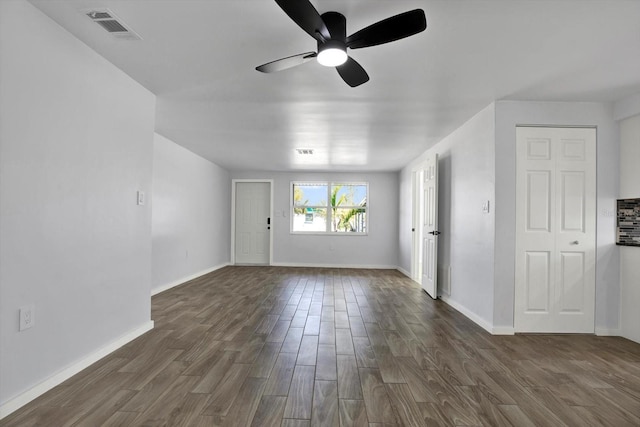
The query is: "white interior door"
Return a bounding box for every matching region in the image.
[235,182,270,265]
[422,153,439,299]
[515,127,596,333]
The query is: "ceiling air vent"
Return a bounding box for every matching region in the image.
[296,148,314,155]
[84,9,142,40]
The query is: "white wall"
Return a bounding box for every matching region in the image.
[152,134,231,293]
[230,172,399,268]
[619,113,640,343]
[0,0,155,412]
[399,104,496,329]
[494,101,620,333]
[399,101,620,334]
[614,92,640,121]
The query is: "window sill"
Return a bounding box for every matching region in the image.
[290,232,368,236]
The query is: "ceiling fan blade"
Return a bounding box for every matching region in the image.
[346,9,426,49]
[275,0,331,42]
[256,52,317,73]
[336,57,370,87]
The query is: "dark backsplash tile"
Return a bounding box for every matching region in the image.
[617,198,640,247]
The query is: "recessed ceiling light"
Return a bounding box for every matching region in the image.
[296,148,314,155]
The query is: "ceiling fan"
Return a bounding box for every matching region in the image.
[256,0,427,87]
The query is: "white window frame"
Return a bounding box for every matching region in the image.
[290,181,368,235]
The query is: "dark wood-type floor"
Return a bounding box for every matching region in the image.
[4,267,640,426]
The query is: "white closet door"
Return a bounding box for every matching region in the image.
[515,127,596,333]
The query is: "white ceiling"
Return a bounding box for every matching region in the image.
[29,0,640,172]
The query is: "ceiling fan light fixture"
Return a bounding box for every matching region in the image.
[317,40,347,67]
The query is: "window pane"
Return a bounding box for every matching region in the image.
[293,183,328,207]
[293,208,327,232]
[331,184,367,207]
[331,207,367,233]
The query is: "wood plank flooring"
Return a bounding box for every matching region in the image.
[4,266,640,426]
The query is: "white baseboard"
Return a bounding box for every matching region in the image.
[438,296,515,335]
[620,333,640,344]
[491,326,515,335]
[151,263,230,296]
[396,266,411,278]
[0,320,154,420]
[595,328,622,337]
[438,295,496,335]
[270,262,399,270]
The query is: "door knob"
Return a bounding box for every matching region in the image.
[570,240,579,245]
[428,230,441,235]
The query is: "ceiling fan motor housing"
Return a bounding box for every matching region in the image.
[317,39,347,66]
[320,11,347,41]
[317,12,348,67]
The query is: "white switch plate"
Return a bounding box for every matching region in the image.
[137,191,145,205]
[482,201,490,213]
[19,305,35,331]
[600,208,615,217]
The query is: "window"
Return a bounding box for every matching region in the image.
[292,182,367,234]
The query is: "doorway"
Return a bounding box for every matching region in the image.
[411,169,424,284]
[411,153,439,299]
[232,180,273,265]
[514,127,596,333]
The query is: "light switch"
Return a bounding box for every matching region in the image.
[137,191,145,206]
[482,201,490,213]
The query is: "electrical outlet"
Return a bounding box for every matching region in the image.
[19,305,35,331]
